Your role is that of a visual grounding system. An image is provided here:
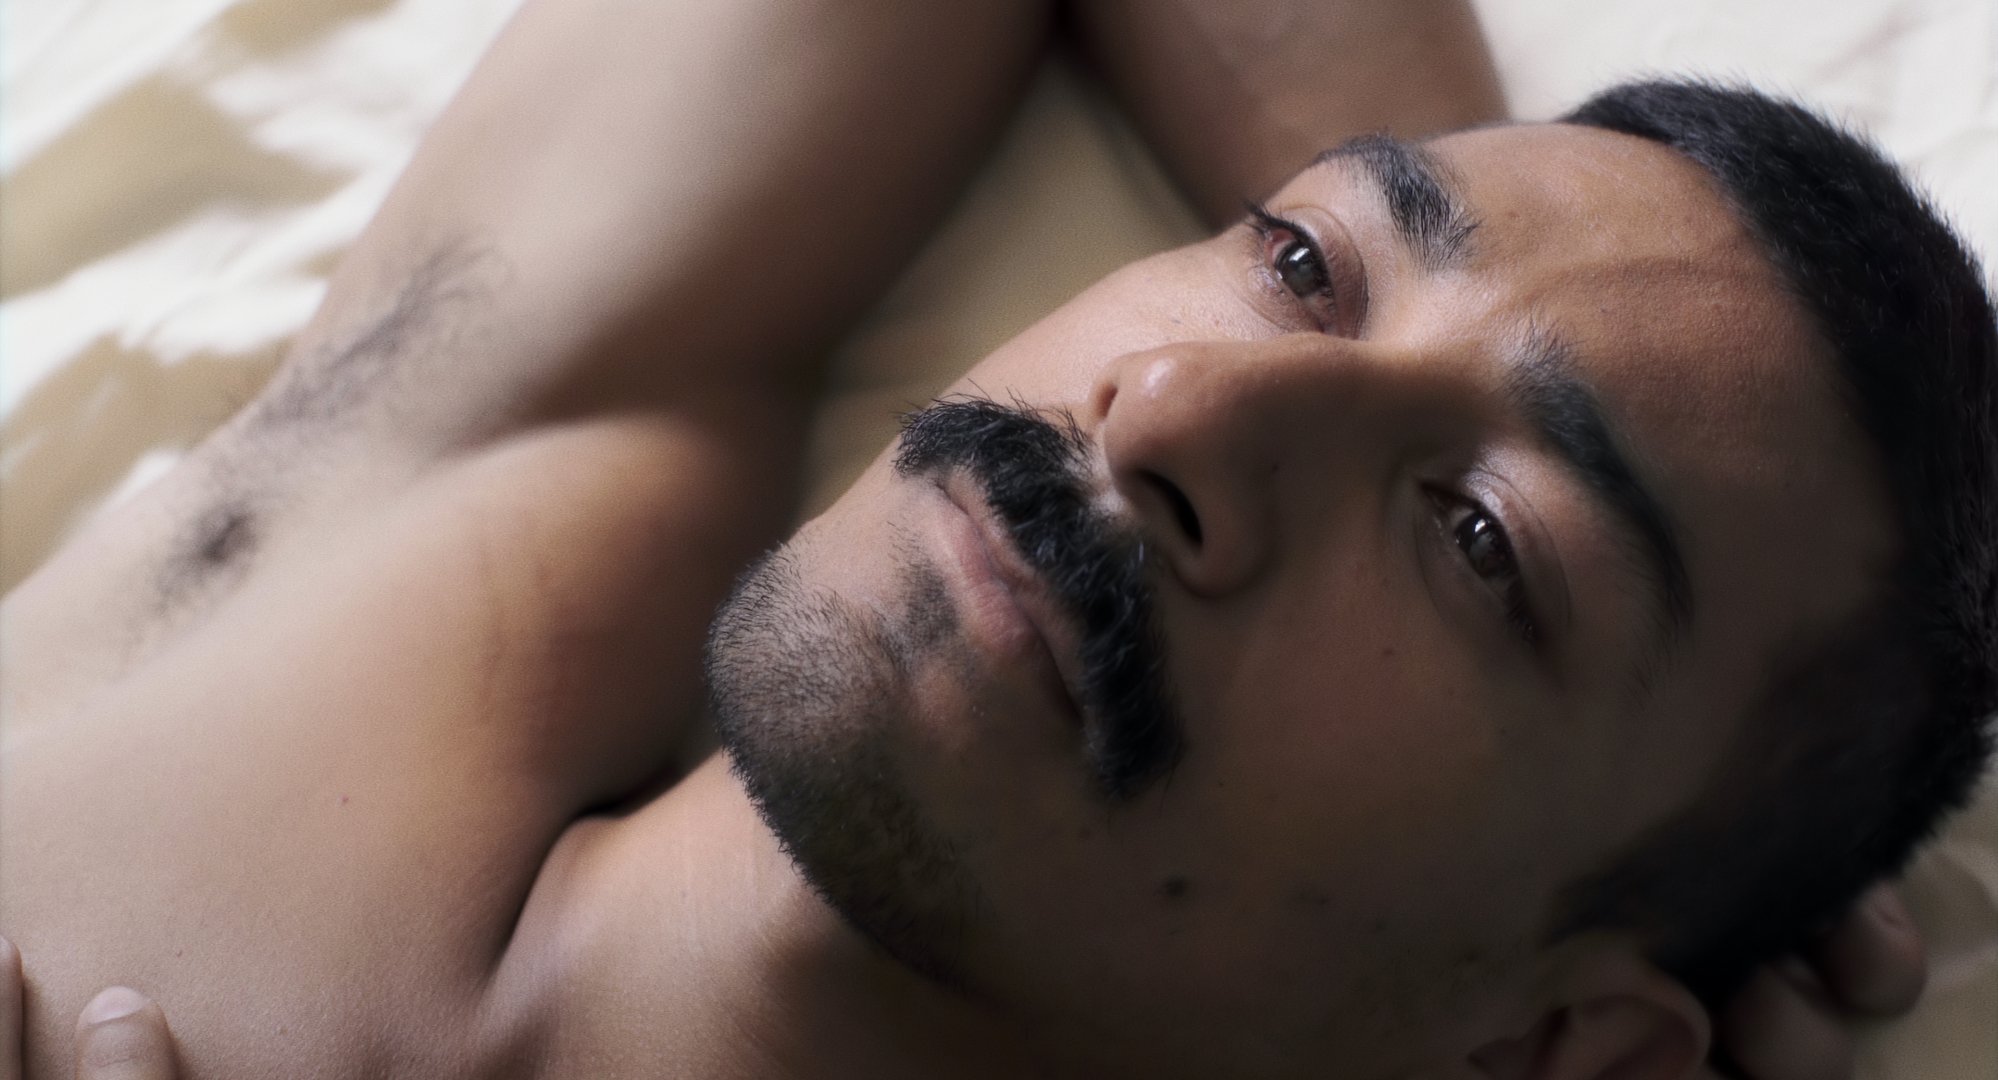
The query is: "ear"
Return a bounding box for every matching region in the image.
[1467,945,1710,1080]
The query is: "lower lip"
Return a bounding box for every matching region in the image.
[931,486,1081,724]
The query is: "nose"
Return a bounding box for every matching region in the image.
[1088,333,1444,598]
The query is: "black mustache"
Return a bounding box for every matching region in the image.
[893,397,1183,800]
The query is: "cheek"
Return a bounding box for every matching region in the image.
[1106,599,1559,1041]
[1164,574,1539,909]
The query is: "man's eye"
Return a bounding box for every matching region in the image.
[1274,236,1330,299]
[1429,490,1540,645]
[1245,203,1343,328]
[1453,505,1513,579]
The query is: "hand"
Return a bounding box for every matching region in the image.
[1704,882,1926,1079]
[2,936,180,1080]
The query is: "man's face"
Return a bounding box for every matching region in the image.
[709,122,1889,1076]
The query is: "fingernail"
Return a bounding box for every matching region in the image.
[80,986,147,1026]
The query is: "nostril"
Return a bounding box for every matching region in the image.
[1142,470,1203,546]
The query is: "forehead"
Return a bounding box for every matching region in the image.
[1404,123,1889,704]
[1424,122,1826,453]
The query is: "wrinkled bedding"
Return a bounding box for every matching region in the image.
[2,1,1992,1074]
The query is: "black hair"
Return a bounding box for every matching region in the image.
[1549,79,1998,1008]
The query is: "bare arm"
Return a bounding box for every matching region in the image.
[1,4,1058,1073]
[1064,0,1505,224]
[6,0,1052,741]
[293,0,1051,450]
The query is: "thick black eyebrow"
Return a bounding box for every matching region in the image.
[1505,328,1693,646]
[1316,134,1479,269]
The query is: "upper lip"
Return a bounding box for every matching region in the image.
[940,472,1092,719]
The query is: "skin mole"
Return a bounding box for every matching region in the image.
[1158,876,1191,901]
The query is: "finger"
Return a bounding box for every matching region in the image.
[1810,882,1926,1017]
[75,988,178,1080]
[1,936,21,1080]
[1716,965,1854,1080]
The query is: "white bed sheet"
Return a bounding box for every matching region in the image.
[1,0,1993,1074]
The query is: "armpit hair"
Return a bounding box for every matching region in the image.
[244,241,501,437]
[147,240,501,621]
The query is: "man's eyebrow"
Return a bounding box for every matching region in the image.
[1315,134,1479,269]
[1505,328,1694,646]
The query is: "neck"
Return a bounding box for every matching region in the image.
[496,755,1055,1080]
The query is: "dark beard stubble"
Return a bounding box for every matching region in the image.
[705,543,984,985]
[704,397,1185,984]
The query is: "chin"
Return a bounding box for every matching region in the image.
[703,541,988,984]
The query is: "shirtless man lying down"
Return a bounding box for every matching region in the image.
[3,0,1991,1077]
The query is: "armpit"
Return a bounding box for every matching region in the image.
[242,242,504,441]
[143,242,507,626]
[4,244,510,717]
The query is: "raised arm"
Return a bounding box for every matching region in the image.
[2,5,1060,1072]
[1064,0,1506,224]
[289,0,1050,456]
[6,0,1052,738]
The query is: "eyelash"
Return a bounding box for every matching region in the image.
[1424,488,1541,647]
[1246,204,1533,647]
[1245,202,1347,332]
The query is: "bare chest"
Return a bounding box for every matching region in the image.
[0,439,733,1077]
